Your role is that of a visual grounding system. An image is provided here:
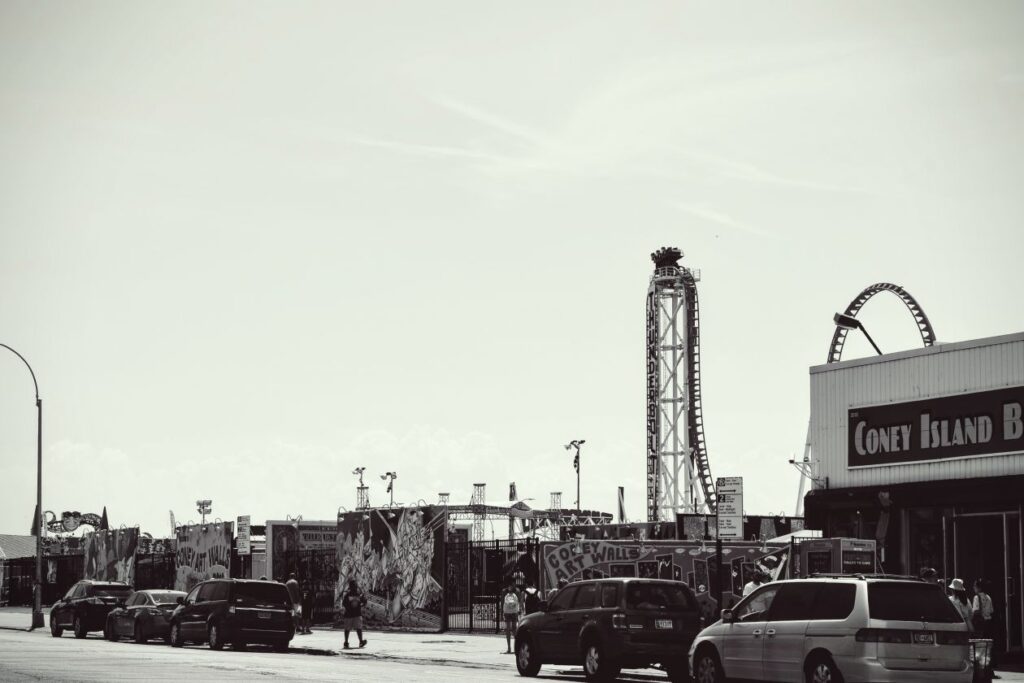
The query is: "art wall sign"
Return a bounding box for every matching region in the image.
[848,385,1024,467]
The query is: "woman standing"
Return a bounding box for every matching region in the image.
[947,578,972,625]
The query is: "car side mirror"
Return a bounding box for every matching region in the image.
[720,608,734,623]
[176,596,184,605]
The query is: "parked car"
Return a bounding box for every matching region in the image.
[514,578,700,682]
[169,579,294,651]
[104,589,186,643]
[50,580,133,639]
[688,576,973,683]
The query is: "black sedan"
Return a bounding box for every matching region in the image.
[105,589,186,643]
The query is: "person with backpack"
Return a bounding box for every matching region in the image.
[522,580,541,615]
[341,578,368,649]
[501,583,522,654]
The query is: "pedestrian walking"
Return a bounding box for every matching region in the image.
[300,578,315,635]
[947,578,972,624]
[501,583,522,654]
[341,579,368,649]
[285,573,302,632]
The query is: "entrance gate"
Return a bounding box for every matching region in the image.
[950,510,1023,653]
[444,538,540,632]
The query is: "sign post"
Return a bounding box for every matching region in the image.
[237,515,251,555]
[715,477,744,613]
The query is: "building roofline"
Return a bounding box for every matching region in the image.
[810,331,1024,375]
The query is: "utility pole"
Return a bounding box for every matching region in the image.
[565,440,585,511]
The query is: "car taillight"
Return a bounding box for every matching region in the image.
[936,631,969,645]
[612,613,628,630]
[855,628,913,643]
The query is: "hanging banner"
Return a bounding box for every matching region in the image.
[82,528,139,585]
[174,522,233,592]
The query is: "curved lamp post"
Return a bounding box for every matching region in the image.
[0,343,43,629]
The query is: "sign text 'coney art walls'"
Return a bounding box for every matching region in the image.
[848,386,1024,468]
[174,522,233,592]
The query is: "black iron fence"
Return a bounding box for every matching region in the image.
[443,538,540,632]
[275,548,339,625]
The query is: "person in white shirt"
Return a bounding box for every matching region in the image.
[742,570,764,598]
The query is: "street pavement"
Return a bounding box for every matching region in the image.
[1,607,1022,682]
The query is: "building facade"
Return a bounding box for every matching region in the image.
[803,331,1024,653]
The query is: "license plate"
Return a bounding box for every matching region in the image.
[655,619,673,630]
[913,631,935,645]
[258,611,272,619]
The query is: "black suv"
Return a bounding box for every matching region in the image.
[50,580,133,639]
[169,579,294,651]
[515,578,699,682]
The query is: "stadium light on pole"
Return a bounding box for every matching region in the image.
[564,440,586,512]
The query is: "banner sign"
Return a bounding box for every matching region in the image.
[541,540,789,623]
[848,386,1024,467]
[237,516,251,556]
[82,528,139,585]
[174,522,233,592]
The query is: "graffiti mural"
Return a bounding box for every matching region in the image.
[541,540,789,623]
[82,528,139,585]
[335,507,446,631]
[174,523,233,592]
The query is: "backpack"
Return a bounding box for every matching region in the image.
[524,589,540,614]
[503,591,520,614]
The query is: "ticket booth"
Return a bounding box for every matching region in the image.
[796,538,877,577]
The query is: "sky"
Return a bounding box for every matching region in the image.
[1,2,1022,538]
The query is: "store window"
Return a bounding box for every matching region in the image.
[906,507,944,577]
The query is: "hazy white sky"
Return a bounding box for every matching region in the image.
[2,2,1022,537]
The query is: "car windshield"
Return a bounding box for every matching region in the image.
[868,582,963,623]
[626,583,695,611]
[93,586,132,599]
[234,582,290,607]
[148,592,185,605]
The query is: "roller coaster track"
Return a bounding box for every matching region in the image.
[681,270,717,512]
[827,282,936,363]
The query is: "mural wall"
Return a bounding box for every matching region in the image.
[541,540,789,623]
[174,522,233,592]
[82,528,139,585]
[335,507,446,631]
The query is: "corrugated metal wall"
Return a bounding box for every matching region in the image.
[809,332,1024,489]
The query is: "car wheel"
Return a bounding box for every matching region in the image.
[134,622,147,644]
[208,623,225,650]
[693,648,724,683]
[73,615,88,639]
[169,623,184,648]
[582,640,619,682]
[50,616,63,638]
[806,654,844,683]
[514,634,542,677]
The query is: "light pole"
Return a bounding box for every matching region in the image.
[380,472,397,507]
[0,343,44,630]
[564,440,585,512]
[196,500,212,525]
[833,313,882,356]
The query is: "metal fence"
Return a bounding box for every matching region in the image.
[275,547,339,625]
[443,538,540,632]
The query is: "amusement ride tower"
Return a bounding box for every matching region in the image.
[646,247,717,520]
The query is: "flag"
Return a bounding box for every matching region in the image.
[30,503,40,536]
[100,507,109,530]
[509,482,517,502]
[617,487,625,523]
[386,480,393,494]
[573,454,579,472]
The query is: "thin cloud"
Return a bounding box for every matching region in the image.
[670,201,778,240]
[675,149,867,194]
[430,94,551,148]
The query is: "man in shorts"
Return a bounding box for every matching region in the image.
[501,583,521,654]
[285,573,302,632]
[341,578,367,649]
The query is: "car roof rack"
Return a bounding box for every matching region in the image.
[807,573,922,581]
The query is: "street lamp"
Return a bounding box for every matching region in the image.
[564,440,586,512]
[833,313,882,356]
[380,472,397,507]
[0,343,44,629]
[196,500,212,525]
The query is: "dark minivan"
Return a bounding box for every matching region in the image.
[515,578,699,682]
[169,579,294,651]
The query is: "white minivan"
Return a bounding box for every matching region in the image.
[687,576,973,683]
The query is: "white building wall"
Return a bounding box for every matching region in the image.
[809,332,1024,489]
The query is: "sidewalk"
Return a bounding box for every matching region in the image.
[0,607,517,670]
